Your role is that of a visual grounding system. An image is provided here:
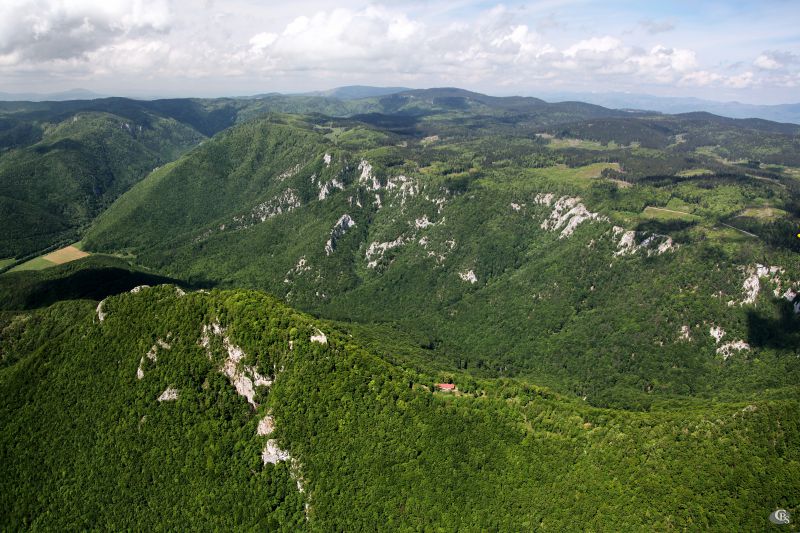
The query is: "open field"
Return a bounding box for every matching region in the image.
[737,206,789,219]
[9,256,55,272]
[676,168,712,177]
[642,206,700,221]
[532,162,621,185]
[0,258,14,270]
[8,244,90,273]
[545,137,620,150]
[42,245,89,264]
[480,162,622,192]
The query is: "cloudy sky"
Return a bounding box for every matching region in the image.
[1,0,798,103]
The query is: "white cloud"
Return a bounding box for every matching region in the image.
[725,71,755,89]
[0,0,797,101]
[755,54,782,70]
[0,0,171,61]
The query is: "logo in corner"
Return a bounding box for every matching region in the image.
[769,509,791,525]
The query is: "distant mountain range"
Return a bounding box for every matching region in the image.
[538,91,800,125]
[0,88,107,102]
[299,85,411,100]
[2,85,798,124]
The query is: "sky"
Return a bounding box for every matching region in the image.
[0,0,798,104]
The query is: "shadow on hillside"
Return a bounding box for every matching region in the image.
[1,267,216,311]
[350,113,426,135]
[746,300,800,350]
[634,218,698,235]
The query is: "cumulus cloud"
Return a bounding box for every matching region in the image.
[0,0,796,100]
[0,0,171,62]
[754,50,798,71]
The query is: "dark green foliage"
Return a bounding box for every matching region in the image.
[1,287,797,530]
[0,256,189,311]
[0,110,204,257]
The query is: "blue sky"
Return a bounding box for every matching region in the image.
[0,0,798,103]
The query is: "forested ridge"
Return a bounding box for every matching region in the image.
[1,281,797,530]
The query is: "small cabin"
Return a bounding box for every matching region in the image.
[436,383,456,392]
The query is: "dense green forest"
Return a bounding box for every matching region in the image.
[1,88,799,529]
[83,108,800,410]
[1,277,797,530]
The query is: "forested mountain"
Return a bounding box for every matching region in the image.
[1,87,799,529]
[84,108,800,409]
[0,89,632,263]
[1,266,796,530]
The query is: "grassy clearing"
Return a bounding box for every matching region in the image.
[737,207,789,219]
[0,258,15,270]
[677,168,713,177]
[642,206,700,221]
[9,256,56,272]
[532,162,620,185]
[8,243,91,273]
[479,162,621,192]
[546,137,619,150]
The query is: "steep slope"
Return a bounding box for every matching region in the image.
[83,115,800,409]
[1,282,797,530]
[0,110,204,259]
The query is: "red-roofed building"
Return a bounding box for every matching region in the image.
[436,383,456,391]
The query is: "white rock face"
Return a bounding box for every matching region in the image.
[277,164,300,181]
[414,215,433,229]
[257,415,275,436]
[200,321,272,408]
[366,236,405,268]
[358,160,381,190]
[385,175,418,206]
[741,272,761,305]
[534,193,555,206]
[285,256,311,283]
[262,439,291,464]
[614,229,637,256]
[540,196,608,239]
[130,285,150,294]
[679,325,692,341]
[318,179,345,200]
[323,153,332,167]
[510,203,523,211]
[96,299,107,322]
[709,326,726,344]
[325,214,356,255]
[782,289,800,313]
[157,387,179,402]
[310,328,328,344]
[657,237,676,254]
[137,339,169,380]
[245,189,301,223]
[612,226,676,257]
[739,264,786,306]
[220,336,271,408]
[716,340,750,360]
[459,270,477,284]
